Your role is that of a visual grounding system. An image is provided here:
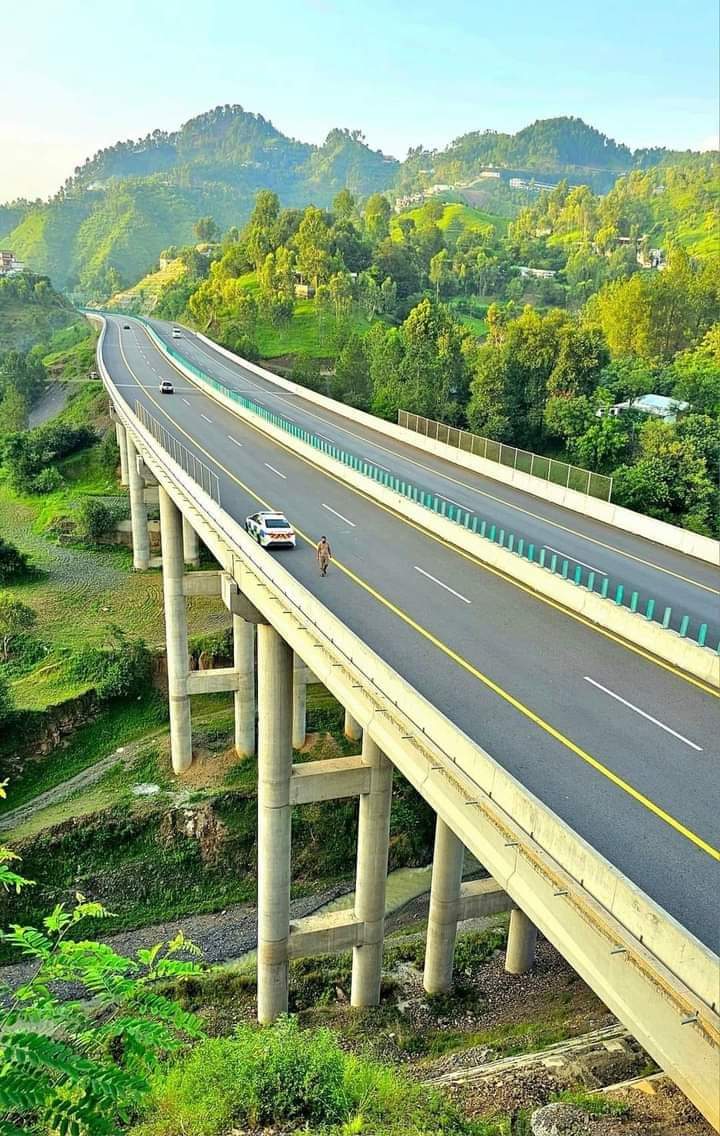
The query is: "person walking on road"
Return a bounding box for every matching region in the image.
[317,536,332,577]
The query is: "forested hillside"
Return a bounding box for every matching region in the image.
[2,107,398,296]
[0,272,80,355]
[3,106,711,299]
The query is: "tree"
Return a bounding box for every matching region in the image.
[0,593,36,661]
[429,249,451,300]
[0,384,28,436]
[0,782,204,1135]
[367,323,404,420]
[194,216,219,243]
[332,188,356,221]
[332,334,371,409]
[0,537,31,583]
[364,193,392,242]
[294,206,332,289]
[398,299,470,423]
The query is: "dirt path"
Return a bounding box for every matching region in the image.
[0,742,146,834]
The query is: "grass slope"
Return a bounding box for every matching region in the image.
[391,202,509,242]
[106,257,188,313]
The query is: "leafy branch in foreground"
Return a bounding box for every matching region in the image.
[0,780,205,1136]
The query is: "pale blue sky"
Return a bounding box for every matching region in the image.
[1,0,717,201]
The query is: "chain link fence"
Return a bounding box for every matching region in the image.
[135,402,221,504]
[398,411,613,502]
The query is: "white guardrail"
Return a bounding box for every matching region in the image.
[93,314,719,1127]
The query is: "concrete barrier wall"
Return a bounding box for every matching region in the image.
[156,334,720,689]
[195,331,720,567]
[97,319,719,1125]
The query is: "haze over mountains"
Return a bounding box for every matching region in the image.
[0,103,709,297]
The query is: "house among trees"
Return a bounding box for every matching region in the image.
[597,394,689,423]
[517,265,557,279]
[0,251,25,277]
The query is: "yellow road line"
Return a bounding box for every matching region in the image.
[111,326,720,862]
[189,329,720,597]
[147,323,719,701]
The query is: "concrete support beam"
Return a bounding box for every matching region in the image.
[233,616,255,757]
[458,878,515,921]
[115,421,129,486]
[423,818,465,994]
[344,708,362,742]
[288,910,362,960]
[505,907,537,974]
[126,435,150,570]
[292,653,307,750]
[182,515,200,567]
[256,624,293,1023]
[186,667,241,695]
[221,572,265,624]
[159,487,192,773]
[290,756,371,805]
[351,734,393,1007]
[183,570,222,597]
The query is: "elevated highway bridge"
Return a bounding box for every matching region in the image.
[92,312,719,1128]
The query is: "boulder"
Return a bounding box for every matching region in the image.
[531,1102,594,1136]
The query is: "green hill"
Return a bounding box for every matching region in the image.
[391,201,508,242]
[3,107,399,297]
[0,272,81,355]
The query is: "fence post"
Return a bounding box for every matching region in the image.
[630,592,639,613]
[697,623,708,647]
[662,606,672,629]
[679,615,690,637]
[615,585,624,606]
[645,598,656,621]
[586,571,595,591]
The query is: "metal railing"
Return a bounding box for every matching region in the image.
[398,410,613,502]
[134,402,221,504]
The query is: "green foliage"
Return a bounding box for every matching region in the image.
[0,593,37,662]
[0,273,79,355]
[76,496,120,542]
[2,422,96,493]
[0,674,15,728]
[132,1017,480,1136]
[0,844,203,1136]
[0,537,31,584]
[68,628,152,701]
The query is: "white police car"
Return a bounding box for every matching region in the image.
[245,511,296,549]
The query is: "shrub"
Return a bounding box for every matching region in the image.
[0,593,37,662]
[31,466,64,493]
[0,671,14,726]
[69,628,151,701]
[99,427,120,472]
[233,333,260,361]
[77,497,118,541]
[132,1017,479,1136]
[3,422,95,491]
[0,536,31,583]
[0,784,205,1136]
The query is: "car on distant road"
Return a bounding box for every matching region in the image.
[245,511,296,549]
[171,328,182,338]
[123,324,130,330]
[160,380,174,394]
[89,369,99,380]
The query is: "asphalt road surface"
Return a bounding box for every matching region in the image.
[101,315,720,951]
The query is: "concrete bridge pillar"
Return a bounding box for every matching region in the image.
[182,516,200,567]
[126,435,150,570]
[351,733,393,1006]
[159,488,192,773]
[292,654,308,750]
[233,615,256,757]
[115,421,129,486]
[423,818,465,994]
[505,908,537,974]
[257,624,293,1023]
[344,708,362,743]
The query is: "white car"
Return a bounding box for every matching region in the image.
[159,380,174,394]
[245,511,296,549]
[171,327,182,338]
